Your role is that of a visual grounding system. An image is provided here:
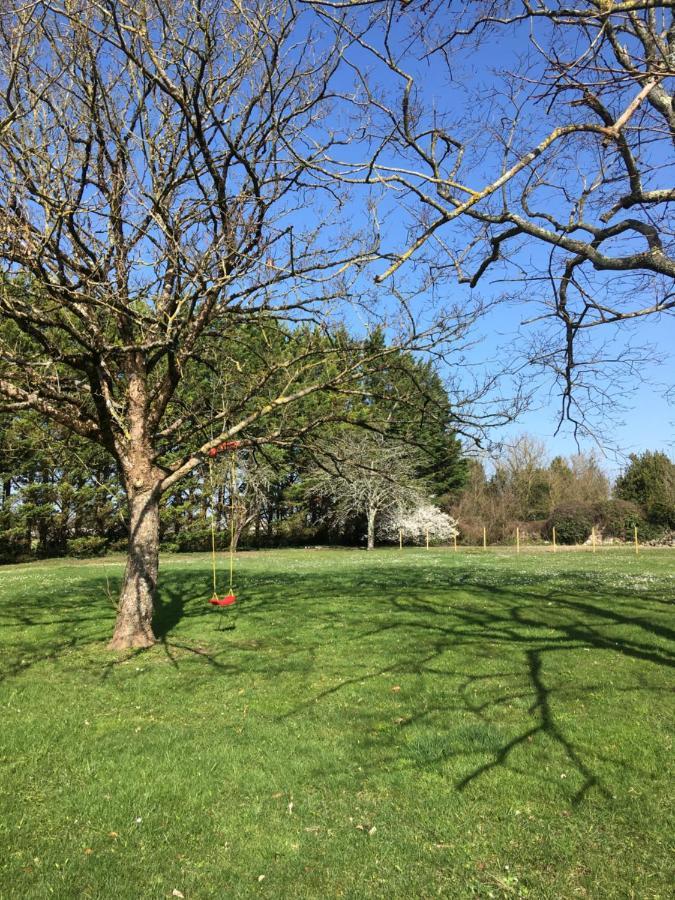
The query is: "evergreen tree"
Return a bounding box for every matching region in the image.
[615,452,675,526]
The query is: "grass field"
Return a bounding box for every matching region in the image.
[1,548,673,899]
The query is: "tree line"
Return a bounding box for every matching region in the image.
[3,396,673,561]
[0,322,466,561]
[451,437,675,546]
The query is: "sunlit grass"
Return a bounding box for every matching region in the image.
[1,548,673,898]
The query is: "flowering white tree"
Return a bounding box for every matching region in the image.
[381,504,458,546]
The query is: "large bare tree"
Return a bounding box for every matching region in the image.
[0,0,498,648]
[312,0,675,435]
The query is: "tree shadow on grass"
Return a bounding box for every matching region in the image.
[265,570,673,804]
[1,556,673,804]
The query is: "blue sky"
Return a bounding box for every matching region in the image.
[322,5,675,474]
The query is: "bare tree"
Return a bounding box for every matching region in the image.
[311,0,675,436]
[208,449,276,551]
[306,431,423,549]
[0,0,490,648]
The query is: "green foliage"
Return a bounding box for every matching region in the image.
[0,410,124,560]
[546,504,594,544]
[0,518,28,562]
[66,536,109,558]
[594,499,643,539]
[358,333,467,497]
[615,451,675,523]
[167,527,221,554]
[645,499,675,528]
[2,321,468,560]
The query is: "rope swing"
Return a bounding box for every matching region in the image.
[207,440,242,618]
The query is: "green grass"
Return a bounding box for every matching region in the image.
[1,548,673,899]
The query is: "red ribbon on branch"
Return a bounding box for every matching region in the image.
[207,440,242,458]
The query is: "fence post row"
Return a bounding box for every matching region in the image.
[452,523,646,551]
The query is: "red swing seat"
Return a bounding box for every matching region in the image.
[209,593,236,607]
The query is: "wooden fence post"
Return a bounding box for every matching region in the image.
[453,534,457,552]
[399,528,403,550]
[552,526,556,552]
[634,525,639,555]
[483,526,487,550]
[426,528,429,550]
[516,527,520,554]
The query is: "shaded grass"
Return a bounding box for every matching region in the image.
[0,548,673,898]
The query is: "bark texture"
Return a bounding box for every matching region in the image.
[367,507,377,551]
[108,487,160,650]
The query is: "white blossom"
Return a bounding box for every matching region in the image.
[381,504,459,545]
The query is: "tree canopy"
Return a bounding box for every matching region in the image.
[0,0,481,647]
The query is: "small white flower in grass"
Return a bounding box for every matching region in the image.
[172,891,185,899]
[135,816,142,824]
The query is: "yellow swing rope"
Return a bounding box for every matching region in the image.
[209,457,218,600]
[208,451,238,599]
[228,450,236,595]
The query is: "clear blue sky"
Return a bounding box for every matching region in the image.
[326,7,675,475]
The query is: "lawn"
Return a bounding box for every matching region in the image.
[0,548,673,899]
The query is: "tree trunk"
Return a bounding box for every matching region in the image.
[366,507,377,551]
[108,486,161,650]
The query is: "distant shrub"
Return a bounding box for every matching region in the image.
[546,505,594,544]
[646,500,675,528]
[0,525,30,563]
[518,520,547,543]
[172,527,222,553]
[454,519,485,545]
[638,521,671,542]
[66,536,108,558]
[107,537,129,553]
[594,500,643,539]
[274,514,316,547]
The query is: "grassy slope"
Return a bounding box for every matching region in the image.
[0,549,673,899]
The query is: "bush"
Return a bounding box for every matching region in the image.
[171,527,222,553]
[646,500,675,528]
[638,521,671,542]
[546,505,594,544]
[273,514,317,547]
[518,520,547,543]
[107,537,129,553]
[0,525,31,563]
[594,500,643,539]
[66,536,108,558]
